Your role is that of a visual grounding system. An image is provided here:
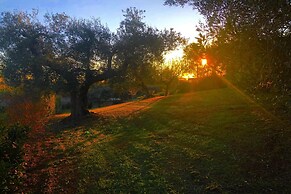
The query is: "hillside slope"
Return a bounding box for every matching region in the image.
[23,88,291,193]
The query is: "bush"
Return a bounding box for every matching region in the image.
[177,75,226,93]
[177,81,193,93]
[0,124,30,193]
[193,75,226,91]
[5,93,55,129]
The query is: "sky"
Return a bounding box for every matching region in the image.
[0,0,204,60]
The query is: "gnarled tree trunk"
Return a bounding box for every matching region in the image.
[70,85,90,119]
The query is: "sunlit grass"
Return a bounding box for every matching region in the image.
[76,88,291,193]
[26,88,290,193]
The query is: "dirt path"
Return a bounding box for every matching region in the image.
[91,96,164,117]
[55,96,164,119]
[21,96,164,193]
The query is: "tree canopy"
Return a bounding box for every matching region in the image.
[0,8,184,119]
[113,7,184,97]
[0,11,116,118]
[165,0,291,96]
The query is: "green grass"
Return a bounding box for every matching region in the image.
[47,88,291,193]
[0,112,6,125]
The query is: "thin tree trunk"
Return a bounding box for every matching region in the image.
[134,69,151,98]
[164,78,174,96]
[165,84,170,96]
[140,81,151,98]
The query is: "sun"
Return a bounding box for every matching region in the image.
[164,48,184,63]
[201,58,207,66]
[181,73,195,80]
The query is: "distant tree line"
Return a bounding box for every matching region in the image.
[0,8,184,119]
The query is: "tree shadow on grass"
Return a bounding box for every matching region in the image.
[22,113,114,193]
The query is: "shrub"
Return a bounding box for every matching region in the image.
[193,75,226,91]
[177,76,227,93]
[5,93,55,129]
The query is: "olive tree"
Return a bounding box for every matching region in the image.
[0,9,185,119]
[115,7,185,97]
[0,11,116,119]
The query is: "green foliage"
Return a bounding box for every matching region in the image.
[0,10,116,118]
[0,11,53,90]
[157,60,184,95]
[183,22,225,79]
[165,0,291,110]
[0,9,184,117]
[115,7,185,97]
[0,124,30,193]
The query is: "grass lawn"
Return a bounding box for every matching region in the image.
[24,88,291,193]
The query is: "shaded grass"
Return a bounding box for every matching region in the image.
[0,112,7,126]
[36,88,290,193]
